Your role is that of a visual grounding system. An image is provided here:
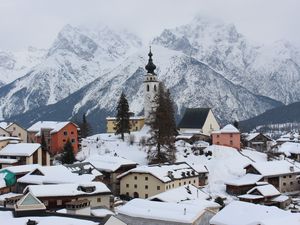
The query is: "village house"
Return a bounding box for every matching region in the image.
[85,155,138,195]
[24,182,112,210]
[277,142,300,161]
[118,162,205,199]
[242,133,273,152]
[0,122,28,143]
[225,173,264,196]
[276,132,299,144]
[178,108,220,137]
[0,143,50,168]
[118,198,217,225]
[106,113,145,133]
[209,201,300,225]
[244,160,300,193]
[27,121,80,155]
[237,183,290,209]
[211,124,241,150]
[0,164,40,180]
[16,165,97,193]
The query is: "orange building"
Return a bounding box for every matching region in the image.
[211,124,241,150]
[27,121,80,155]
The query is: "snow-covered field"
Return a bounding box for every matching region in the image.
[77,128,268,199]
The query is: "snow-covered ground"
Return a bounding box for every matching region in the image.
[77,128,268,200]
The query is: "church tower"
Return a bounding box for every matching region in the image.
[144,48,159,124]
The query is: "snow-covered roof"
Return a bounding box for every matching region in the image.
[0,143,41,157]
[27,121,75,135]
[17,165,96,184]
[212,124,239,134]
[244,133,259,141]
[209,201,300,225]
[1,164,40,175]
[247,184,280,197]
[25,182,111,197]
[0,122,12,129]
[245,160,300,177]
[278,142,300,156]
[0,136,21,142]
[0,158,19,164]
[91,208,115,217]
[225,173,263,186]
[117,162,199,183]
[65,162,103,177]
[149,184,210,202]
[0,211,98,225]
[118,198,213,223]
[85,155,138,172]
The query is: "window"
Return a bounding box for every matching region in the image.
[179,182,181,186]
[283,182,286,186]
[230,140,233,145]
[172,183,174,188]
[18,133,21,137]
[71,139,75,143]
[97,198,101,202]
[189,181,191,184]
[298,180,300,184]
[145,194,148,198]
[126,184,129,188]
[230,134,233,138]
[13,127,16,131]
[154,85,157,92]
[147,85,149,92]
[217,142,220,145]
[63,139,66,142]
[134,184,137,188]
[126,192,129,196]
[145,177,148,181]
[166,186,168,190]
[193,180,196,183]
[145,185,148,189]
[63,131,68,136]
[157,186,160,190]
[134,176,137,180]
[217,135,219,138]
[71,131,74,135]
[184,182,186,185]
[289,175,292,178]
[283,176,286,178]
[57,200,62,206]
[290,182,293,185]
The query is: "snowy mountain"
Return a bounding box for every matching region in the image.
[153,16,300,104]
[0,25,142,119]
[8,46,282,132]
[0,47,46,85]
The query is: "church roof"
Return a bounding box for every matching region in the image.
[178,108,210,129]
[145,48,156,74]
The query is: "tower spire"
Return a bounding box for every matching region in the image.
[145,46,156,74]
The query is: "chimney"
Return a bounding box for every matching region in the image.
[290,166,295,172]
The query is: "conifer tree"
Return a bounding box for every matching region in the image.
[115,92,131,141]
[147,83,177,164]
[61,139,75,164]
[80,113,92,138]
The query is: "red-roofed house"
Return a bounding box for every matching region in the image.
[27,121,80,155]
[211,124,241,150]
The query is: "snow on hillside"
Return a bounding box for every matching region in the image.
[77,129,268,198]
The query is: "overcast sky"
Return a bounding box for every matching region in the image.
[0,0,299,51]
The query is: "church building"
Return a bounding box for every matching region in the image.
[106,49,160,133]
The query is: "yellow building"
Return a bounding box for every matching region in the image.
[118,162,208,199]
[106,116,145,133]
